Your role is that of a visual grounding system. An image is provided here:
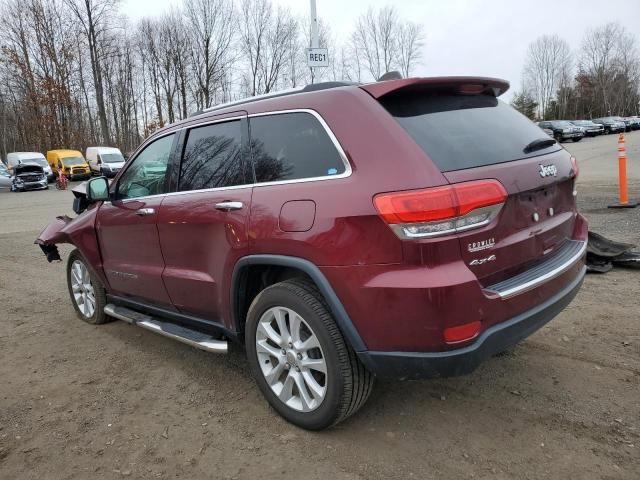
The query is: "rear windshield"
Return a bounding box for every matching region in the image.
[381,92,561,172]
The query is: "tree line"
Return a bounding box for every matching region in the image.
[0,0,425,157]
[512,22,640,121]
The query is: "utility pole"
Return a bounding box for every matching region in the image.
[310,0,319,83]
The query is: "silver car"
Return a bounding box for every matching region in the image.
[0,162,12,190]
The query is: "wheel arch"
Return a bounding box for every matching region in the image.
[230,255,367,352]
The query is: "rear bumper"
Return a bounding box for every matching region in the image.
[357,266,585,379]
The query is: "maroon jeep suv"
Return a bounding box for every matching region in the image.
[37,77,587,430]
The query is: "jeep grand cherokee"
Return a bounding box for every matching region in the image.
[37,77,587,430]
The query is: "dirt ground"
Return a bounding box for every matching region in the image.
[1,132,639,479]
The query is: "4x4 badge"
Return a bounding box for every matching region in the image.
[539,164,558,178]
[468,237,495,252]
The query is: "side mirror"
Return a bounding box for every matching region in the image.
[86,176,110,202]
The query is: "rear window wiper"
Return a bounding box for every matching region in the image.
[523,138,557,154]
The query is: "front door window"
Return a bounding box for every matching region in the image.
[116,134,175,200]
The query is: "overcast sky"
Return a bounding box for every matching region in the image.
[122,0,640,100]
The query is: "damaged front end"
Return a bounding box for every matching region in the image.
[36,216,73,262]
[34,182,108,285]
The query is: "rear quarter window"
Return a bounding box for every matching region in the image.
[249,112,346,183]
[380,92,561,172]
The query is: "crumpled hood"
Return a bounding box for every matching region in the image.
[14,163,44,175]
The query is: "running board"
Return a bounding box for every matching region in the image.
[104,304,228,354]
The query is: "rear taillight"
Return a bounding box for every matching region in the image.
[570,156,579,179]
[374,179,507,239]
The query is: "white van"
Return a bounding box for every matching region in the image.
[6,152,54,182]
[85,146,125,178]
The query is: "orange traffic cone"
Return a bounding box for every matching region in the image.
[609,132,637,208]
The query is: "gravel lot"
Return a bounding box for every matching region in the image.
[1,132,639,479]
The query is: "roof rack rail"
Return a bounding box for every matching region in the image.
[190,81,358,118]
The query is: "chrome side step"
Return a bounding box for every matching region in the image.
[104,304,228,354]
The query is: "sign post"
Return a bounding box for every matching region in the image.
[307,0,328,82]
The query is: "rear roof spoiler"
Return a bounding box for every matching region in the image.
[359,76,510,99]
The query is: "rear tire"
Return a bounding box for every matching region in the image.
[245,279,374,430]
[572,137,582,142]
[66,249,110,324]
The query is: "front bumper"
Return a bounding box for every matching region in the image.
[101,169,120,178]
[14,179,48,191]
[68,172,91,180]
[358,266,585,379]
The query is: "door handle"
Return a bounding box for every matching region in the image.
[215,201,244,211]
[135,208,155,216]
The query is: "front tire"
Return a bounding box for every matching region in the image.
[246,279,374,430]
[66,249,110,324]
[573,137,582,142]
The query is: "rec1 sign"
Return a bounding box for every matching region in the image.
[307,48,329,68]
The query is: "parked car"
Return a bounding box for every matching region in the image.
[570,120,604,137]
[86,146,126,177]
[623,117,640,131]
[6,152,54,182]
[592,117,626,134]
[47,150,91,181]
[537,120,584,142]
[36,77,587,430]
[11,163,48,192]
[0,162,12,190]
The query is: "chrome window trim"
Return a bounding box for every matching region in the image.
[247,108,352,188]
[155,108,351,199]
[180,114,246,130]
[106,108,351,203]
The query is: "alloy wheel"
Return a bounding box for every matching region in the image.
[255,306,327,412]
[70,260,96,318]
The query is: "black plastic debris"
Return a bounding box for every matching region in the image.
[586,256,613,274]
[611,251,640,268]
[586,231,640,273]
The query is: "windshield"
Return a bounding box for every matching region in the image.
[381,92,561,172]
[22,157,48,167]
[101,153,125,163]
[572,121,591,126]
[0,164,9,177]
[62,156,86,166]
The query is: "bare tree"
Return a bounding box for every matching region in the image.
[351,6,399,80]
[580,23,640,116]
[238,0,296,96]
[238,0,270,96]
[64,0,119,143]
[523,34,572,119]
[397,22,425,78]
[185,0,236,110]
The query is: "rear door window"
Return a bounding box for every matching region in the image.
[179,120,246,191]
[249,112,346,183]
[380,92,561,172]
